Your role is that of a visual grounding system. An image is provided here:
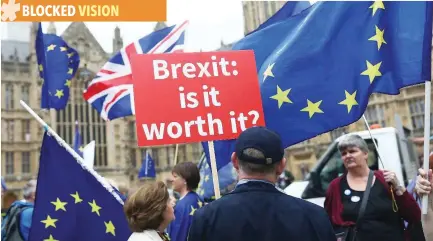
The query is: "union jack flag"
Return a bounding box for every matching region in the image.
[83,21,189,120]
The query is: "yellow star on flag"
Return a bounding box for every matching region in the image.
[79,145,84,152]
[368,25,387,50]
[41,215,58,228]
[301,99,324,118]
[68,68,73,74]
[44,234,59,241]
[88,199,102,216]
[197,200,203,208]
[190,206,197,216]
[199,189,204,196]
[263,63,275,82]
[104,221,116,236]
[338,90,359,113]
[60,47,68,52]
[270,85,292,108]
[51,198,67,211]
[39,64,43,71]
[47,44,56,51]
[70,191,83,203]
[67,52,74,58]
[361,60,382,83]
[64,79,71,88]
[204,175,209,182]
[55,89,64,99]
[369,1,385,16]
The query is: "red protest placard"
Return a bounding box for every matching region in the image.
[130,50,265,146]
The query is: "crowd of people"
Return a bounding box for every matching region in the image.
[1,126,433,241]
[122,127,433,241]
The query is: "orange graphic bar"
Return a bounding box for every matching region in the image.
[1,0,166,21]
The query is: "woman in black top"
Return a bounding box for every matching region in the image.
[324,135,421,241]
[341,175,404,241]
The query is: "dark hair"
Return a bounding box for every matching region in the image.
[123,181,169,232]
[172,162,200,190]
[238,148,278,174]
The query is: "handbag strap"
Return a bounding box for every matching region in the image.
[356,170,374,226]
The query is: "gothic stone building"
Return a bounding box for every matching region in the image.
[1,22,202,193]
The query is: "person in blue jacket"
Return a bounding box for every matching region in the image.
[188,126,336,241]
[1,179,37,241]
[167,162,203,241]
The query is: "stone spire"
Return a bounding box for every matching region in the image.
[154,22,167,31]
[112,25,123,53]
[47,22,56,34]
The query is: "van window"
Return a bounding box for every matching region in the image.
[310,139,379,196]
[406,139,420,168]
[401,138,421,183]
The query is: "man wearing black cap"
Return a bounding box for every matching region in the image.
[188,126,336,241]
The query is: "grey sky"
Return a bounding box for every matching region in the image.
[1,1,318,53]
[40,0,245,53]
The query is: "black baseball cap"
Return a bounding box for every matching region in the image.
[235,126,284,165]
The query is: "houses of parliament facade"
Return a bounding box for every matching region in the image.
[2,2,433,191]
[1,22,203,191]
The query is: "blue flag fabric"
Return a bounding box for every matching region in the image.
[206,1,433,169]
[196,153,237,201]
[201,1,312,170]
[167,192,203,241]
[240,1,432,147]
[29,133,131,241]
[201,140,236,171]
[138,152,156,178]
[249,1,311,35]
[73,121,83,157]
[1,177,6,191]
[36,23,80,110]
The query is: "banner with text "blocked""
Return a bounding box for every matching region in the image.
[130,50,265,146]
[0,0,166,21]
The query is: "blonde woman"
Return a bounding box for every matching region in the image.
[124,181,175,241]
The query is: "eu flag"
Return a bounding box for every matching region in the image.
[166,191,203,241]
[73,121,83,157]
[29,133,131,241]
[36,22,80,110]
[209,1,432,167]
[239,1,432,148]
[138,152,156,179]
[202,1,312,170]
[249,1,311,35]
[196,153,237,201]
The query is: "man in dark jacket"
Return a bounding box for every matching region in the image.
[188,126,336,241]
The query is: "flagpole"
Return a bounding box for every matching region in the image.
[173,144,179,165]
[361,115,385,169]
[145,150,149,176]
[421,41,433,219]
[421,79,431,216]
[171,20,188,167]
[19,100,125,205]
